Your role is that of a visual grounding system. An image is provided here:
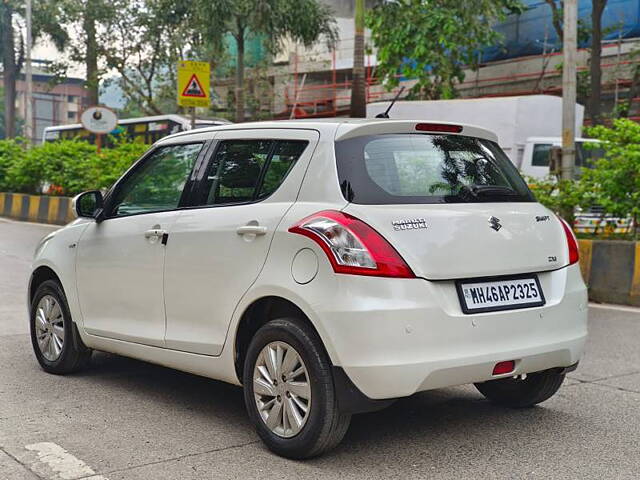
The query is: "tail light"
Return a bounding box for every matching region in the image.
[558,216,579,265]
[288,210,415,278]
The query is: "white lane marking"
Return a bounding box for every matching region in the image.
[25,442,108,480]
[589,302,640,314]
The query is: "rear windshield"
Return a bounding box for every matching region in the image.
[335,134,535,204]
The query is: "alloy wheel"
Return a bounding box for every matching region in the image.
[34,295,65,362]
[253,341,311,438]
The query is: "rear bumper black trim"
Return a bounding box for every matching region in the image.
[332,366,396,414]
[558,362,579,375]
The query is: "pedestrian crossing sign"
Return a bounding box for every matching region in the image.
[177,61,210,107]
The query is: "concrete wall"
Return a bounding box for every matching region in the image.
[578,239,640,307]
[0,193,74,225]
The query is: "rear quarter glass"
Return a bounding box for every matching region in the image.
[335,133,535,205]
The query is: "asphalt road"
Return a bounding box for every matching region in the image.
[1,217,639,480]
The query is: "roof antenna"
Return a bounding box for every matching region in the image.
[375,86,405,118]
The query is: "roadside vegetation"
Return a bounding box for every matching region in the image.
[0,139,148,196]
[528,118,640,239]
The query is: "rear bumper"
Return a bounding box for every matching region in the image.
[317,264,588,400]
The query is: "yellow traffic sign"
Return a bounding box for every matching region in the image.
[177,61,210,107]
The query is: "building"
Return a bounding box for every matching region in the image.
[218,0,640,122]
[8,59,90,143]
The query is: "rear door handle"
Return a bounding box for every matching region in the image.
[236,225,268,236]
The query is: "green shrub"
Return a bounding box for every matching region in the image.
[526,176,590,226]
[0,138,26,192]
[0,139,149,196]
[25,140,96,195]
[583,118,640,237]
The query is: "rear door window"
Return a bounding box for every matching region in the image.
[197,139,308,206]
[257,141,307,199]
[336,134,534,204]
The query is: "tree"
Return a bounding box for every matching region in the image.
[543,0,608,123]
[350,0,366,117]
[589,0,607,125]
[1,1,66,138]
[102,0,200,115]
[198,0,337,122]
[51,0,121,106]
[544,0,564,42]
[0,85,23,138]
[367,0,523,100]
[582,118,640,238]
[50,0,203,114]
[1,0,23,138]
[619,47,640,118]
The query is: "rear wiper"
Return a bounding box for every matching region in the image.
[467,185,518,196]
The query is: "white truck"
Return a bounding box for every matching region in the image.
[367,95,599,179]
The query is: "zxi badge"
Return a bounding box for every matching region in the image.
[488,216,502,231]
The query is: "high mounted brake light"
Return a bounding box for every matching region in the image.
[415,123,463,133]
[557,216,580,265]
[289,210,415,278]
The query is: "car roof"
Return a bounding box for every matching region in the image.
[155,118,499,145]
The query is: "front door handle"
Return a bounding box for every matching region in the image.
[144,229,166,240]
[236,225,268,236]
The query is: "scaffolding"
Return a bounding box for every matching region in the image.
[279,36,640,123]
[278,45,405,119]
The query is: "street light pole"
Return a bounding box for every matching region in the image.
[561,0,577,181]
[25,0,33,145]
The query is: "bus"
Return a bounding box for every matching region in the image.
[42,114,231,145]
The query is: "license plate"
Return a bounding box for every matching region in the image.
[456,275,545,314]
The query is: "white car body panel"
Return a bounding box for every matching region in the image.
[163,129,320,355]
[343,202,566,279]
[30,118,589,403]
[77,210,181,346]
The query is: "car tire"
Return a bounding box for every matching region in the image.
[474,369,565,408]
[30,279,92,374]
[243,317,351,459]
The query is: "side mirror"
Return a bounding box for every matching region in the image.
[72,190,104,219]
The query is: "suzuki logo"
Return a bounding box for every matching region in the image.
[488,216,502,231]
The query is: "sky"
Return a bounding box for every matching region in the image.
[33,40,83,77]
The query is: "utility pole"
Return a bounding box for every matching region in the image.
[25,0,33,145]
[350,0,366,117]
[561,0,577,182]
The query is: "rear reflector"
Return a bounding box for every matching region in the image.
[415,123,463,133]
[492,361,516,375]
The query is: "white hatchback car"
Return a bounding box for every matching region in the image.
[29,119,588,458]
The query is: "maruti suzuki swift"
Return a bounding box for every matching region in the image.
[28,119,588,458]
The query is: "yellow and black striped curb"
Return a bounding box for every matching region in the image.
[0,193,74,225]
[578,239,640,307]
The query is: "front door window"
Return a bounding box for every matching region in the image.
[110,143,203,217]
